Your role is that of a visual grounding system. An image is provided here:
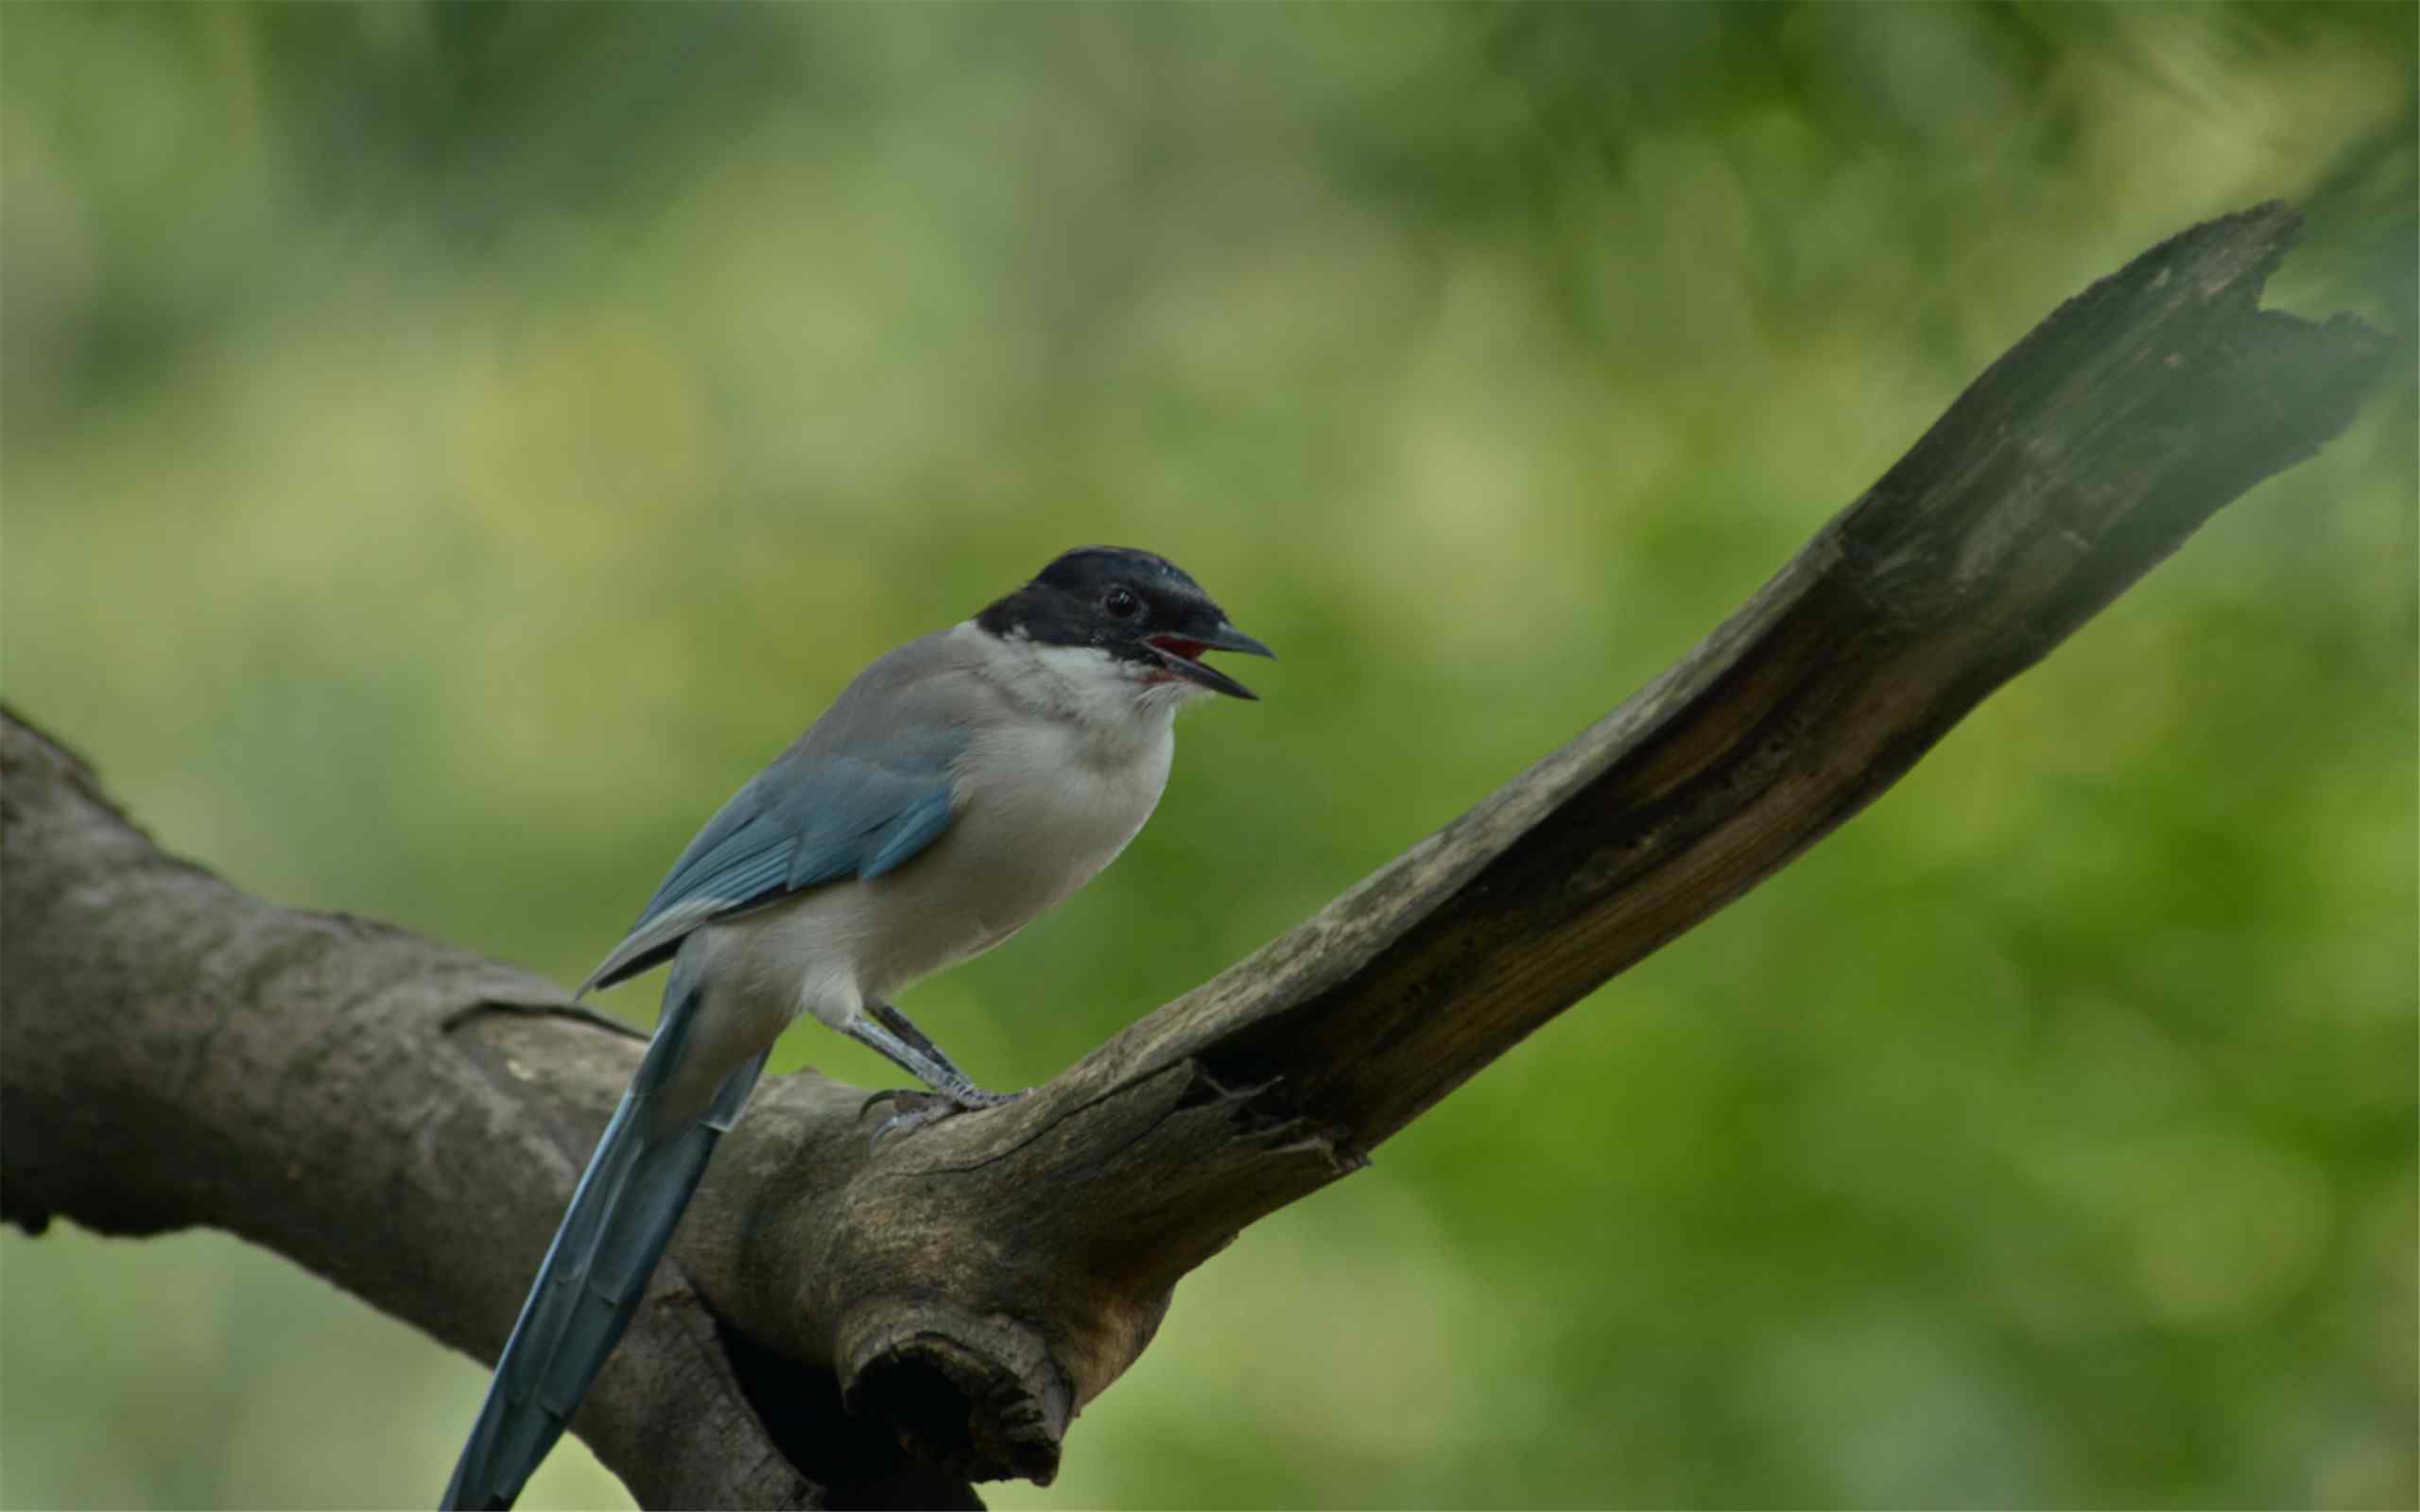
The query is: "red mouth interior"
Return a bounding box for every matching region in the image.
[1149,636,1208,662]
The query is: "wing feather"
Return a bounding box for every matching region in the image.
[579,754,965,997]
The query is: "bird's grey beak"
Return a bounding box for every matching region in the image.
[1147,621,1276,700]
[1199,622,1277,662]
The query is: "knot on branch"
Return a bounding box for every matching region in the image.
[838,1302,1071,1485]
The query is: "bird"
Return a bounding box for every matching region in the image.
[441,545,1272,1510]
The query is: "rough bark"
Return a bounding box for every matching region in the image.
[0,203,2387,1509]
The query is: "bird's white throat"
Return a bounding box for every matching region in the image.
[953,620,1208,730]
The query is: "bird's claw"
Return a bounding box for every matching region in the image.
[862,1085,1028,1148]
[857,1087,910,1119]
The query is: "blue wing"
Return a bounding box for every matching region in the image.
[579,744,962,998]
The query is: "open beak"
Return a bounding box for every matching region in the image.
[1145,621,1277,700]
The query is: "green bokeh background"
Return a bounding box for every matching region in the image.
[3,6,2412,1508]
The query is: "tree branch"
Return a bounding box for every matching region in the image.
[0,203,2386,1509]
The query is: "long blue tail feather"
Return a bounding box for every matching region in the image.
[441,976,767,1511]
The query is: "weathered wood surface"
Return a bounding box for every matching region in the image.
[0,203,2386,1509]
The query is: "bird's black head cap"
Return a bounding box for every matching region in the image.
[977,545,1275,699]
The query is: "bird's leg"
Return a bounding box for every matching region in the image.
[846,1000,1025,1143]
[868,999,1015,1105]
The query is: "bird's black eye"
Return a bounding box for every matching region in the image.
[1102,586,1142,620]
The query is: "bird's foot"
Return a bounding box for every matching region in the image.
[861,1085,1028,1146]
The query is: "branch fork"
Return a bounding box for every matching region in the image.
[1,203,2385,1508]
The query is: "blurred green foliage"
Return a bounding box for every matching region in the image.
[2,5,2412,1508]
